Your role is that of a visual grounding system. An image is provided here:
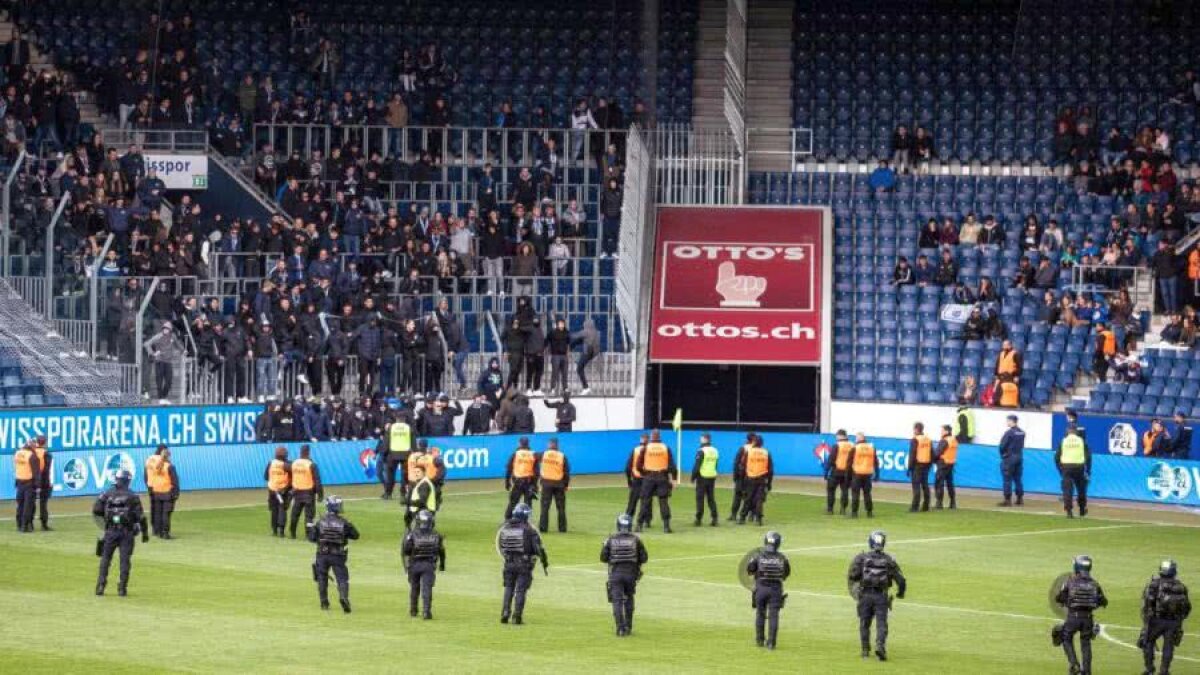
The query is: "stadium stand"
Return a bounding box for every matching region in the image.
[792,0,1200,165]
[748,170,1175,408]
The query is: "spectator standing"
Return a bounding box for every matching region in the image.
[599,178,623,258]
[1152,239,1180,313]
[571,318,600,395]
[891,125,911,173]
[144,322,183,404]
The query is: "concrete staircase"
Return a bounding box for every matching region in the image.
[691,0,728,130]
[745,0,794,172]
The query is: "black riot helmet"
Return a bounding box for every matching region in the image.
[512,503,532,523]
[114,469,132,488]
[1073,555,1093,574]
[868,531,886,552]
[416,509,435,532]
[325,495,344,514]
[763,531,782,552]
[1160,559,1177,578]
[616,513,632,533]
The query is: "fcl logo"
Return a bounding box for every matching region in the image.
[1107,423,1138,456]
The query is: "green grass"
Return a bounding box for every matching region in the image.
[1,476,1198,674]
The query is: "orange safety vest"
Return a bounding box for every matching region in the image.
[745,447,770,478]
[417,453,438,481]
[1143,430,1161,456]
[145,455,172,492]
[406,451,425,481]
[292,458,315,490]
[13,448,33,481]
[852,443,876,475]
[643,442,670,472]
[1189,249,1200,281]
[913,435,933,464]
[940,437,958,465]
[999,381,1019,407]
[512,449,536,479]
[834,440,854,471]
[540,450,565,481]
[997,349,1019,375]
[1099,330,1116,356]
[630,446,645,479]
[267,459,290,491]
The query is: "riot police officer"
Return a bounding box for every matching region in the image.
[307,496,360,613]
[600,513,648,636]
[402,509,446,620]
[504,437,538,520]
[848,531,907,660]
[289,445,324,538]
[1053,555,1107,675]
[497,503,549,625]
[1056,426,1092,518]
[746,531,791,649]
[93,470,149,596]
[1140,559,1190,675]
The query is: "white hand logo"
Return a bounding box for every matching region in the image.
[715,261,767,308]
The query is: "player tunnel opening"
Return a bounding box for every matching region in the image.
[649,363,819,431]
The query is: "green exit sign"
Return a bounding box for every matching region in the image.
[192,175,208,188]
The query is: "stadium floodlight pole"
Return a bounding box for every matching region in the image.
[43,192,70,318]
[1,149,26,277]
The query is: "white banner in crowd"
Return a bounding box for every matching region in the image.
[144,154,209,189]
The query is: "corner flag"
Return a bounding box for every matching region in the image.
[671,408,683,482]
[672,408,683,432]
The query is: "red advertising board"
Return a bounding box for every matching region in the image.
[648,206,828,364]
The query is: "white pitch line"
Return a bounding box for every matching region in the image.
[558,523,1141,568]
[562,566,1150,632]
[1099,625,1200,663]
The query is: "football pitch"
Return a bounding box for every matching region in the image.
[1,475,1197,674]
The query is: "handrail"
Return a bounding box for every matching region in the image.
[133,277,162,400]
[484,310,502,370]
[1,149,27,277]
[102,128,209,153]
[43,192,70,318]
[206,145,289,220]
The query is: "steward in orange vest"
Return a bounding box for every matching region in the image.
[735,436,773,525]
[824,430,855,515]
[537,439,571,533]
[846,433,880,517]
[12,440,42,532]
[1143,419,1171,457]
[288,444,325,539]
[505,437,539,520]
[144,444,179,539]
[729,432,755,522]
[264,446,292,537]
[934,425,958,509]
[994,341,1022,382]
[907,422,933,512]
[1093,322,1116,383]
[635,429,677,533]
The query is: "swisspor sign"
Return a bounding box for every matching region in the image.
[649,206,829,364]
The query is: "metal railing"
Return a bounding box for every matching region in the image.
[645,124,744,205]
[1,149,27,277]
[746,128,815,171]
[1069,264,1156,311]
[252,123,628,195]
[724,0,747,156]
[101,129,209,152]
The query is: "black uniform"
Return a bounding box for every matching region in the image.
[691,444,719,526]
[538,451,571,533]
[401,527,446,618]
[288,460,324,538]
[92,486,148,594]
[907,435,932,512]
[624,443,647,521]
[307,512,360,609]
[497,519,548,622]
[405,478,437,530]
[746,550,791,648]
[600,532,648,634]
[32,446,52,529]
[1055,433,1093,517]
[728,443,749,521]
[1140,575,1191,674]
[848,550,907,656]
[380,418,413,499]
[544,398,576,432]
[148,463,180,537]
[1054,572,1108,674]
[13,448,42,532]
